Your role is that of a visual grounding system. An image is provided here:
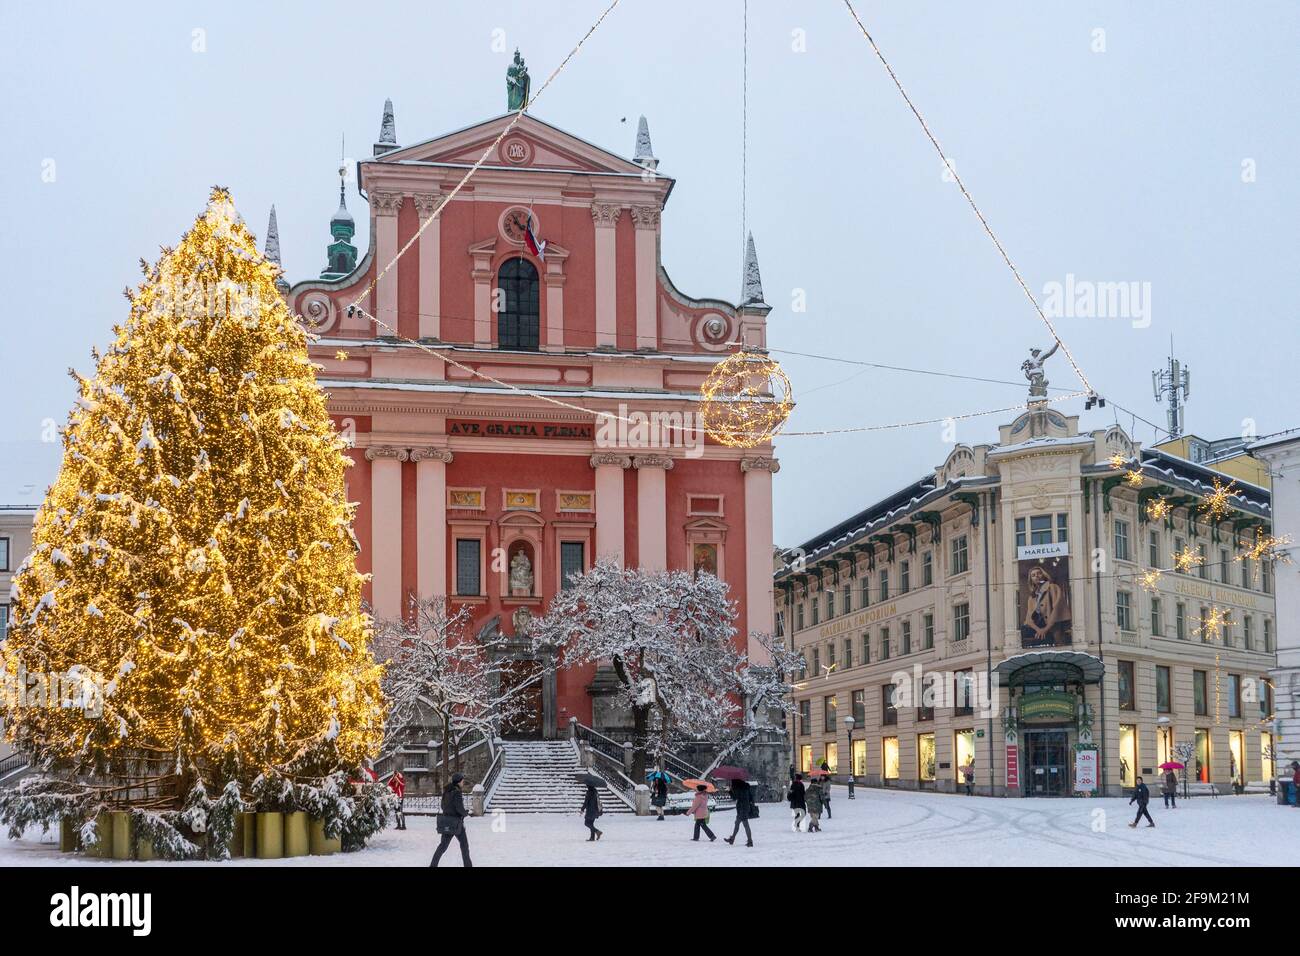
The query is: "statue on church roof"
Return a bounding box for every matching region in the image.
[507,49,530,111]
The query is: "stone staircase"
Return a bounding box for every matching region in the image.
[486,740,632,814]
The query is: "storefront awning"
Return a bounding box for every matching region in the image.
[995,650,1106,687]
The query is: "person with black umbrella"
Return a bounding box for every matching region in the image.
[580,781,604,841]
[430,772,472,867]
[723,778,754,847]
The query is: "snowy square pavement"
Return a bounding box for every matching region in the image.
[3,786,1296,867]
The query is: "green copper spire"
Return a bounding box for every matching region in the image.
[321,149,358,280]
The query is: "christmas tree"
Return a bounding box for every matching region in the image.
[0,189,386,853]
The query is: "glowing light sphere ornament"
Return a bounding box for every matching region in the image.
[699,351,794,448]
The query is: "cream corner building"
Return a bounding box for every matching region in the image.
[776,406,1278,797]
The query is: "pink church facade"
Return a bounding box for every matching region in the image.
[283,102,778,737]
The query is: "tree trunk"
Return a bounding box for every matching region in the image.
[631,704,650,781]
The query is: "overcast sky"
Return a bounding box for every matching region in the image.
[2,1,1297,545]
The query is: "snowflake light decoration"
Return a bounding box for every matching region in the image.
[699,351,794,448]
[1123,468,1145,488]
[1173,545,1203,573]
[1238,531,1294,570]
[1138,568,1163,593]
[1199,477,1239,521]
[1194,605,1232,642]
[1145,497,1171,522]
[1108,453,1128,470]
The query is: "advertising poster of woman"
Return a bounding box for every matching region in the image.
[1019,557,1072,647]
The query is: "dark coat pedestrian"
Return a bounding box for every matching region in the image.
[1129,778,1154,828]
[1161,770,1178,808]
[788,775,807,831]
[806,781,824,831]
[652,775,669,820]
[581,784,604,841]
[430,773,472,867]
[725,779,754,847]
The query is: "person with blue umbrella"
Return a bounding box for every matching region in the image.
[648,768,670,820]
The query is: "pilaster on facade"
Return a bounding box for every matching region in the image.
[370,191,404,339]
[365,444,408,619]
[590,452,630,567]
[413,192,443,340]
[591,203,622,349]
[630,205,661,351]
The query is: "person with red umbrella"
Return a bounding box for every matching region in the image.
[1160,764,1180,809]
[388,769,407,830]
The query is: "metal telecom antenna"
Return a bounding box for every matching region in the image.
[1152,346,1191,438]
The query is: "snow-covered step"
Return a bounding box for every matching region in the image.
[487,740,632,813]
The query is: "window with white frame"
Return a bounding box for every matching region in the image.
[951,535,969,575]
[455,539,482,596]
[953,602,971,642]
[1116,590,1134,632]
[900,560,910,594]
[1114,520,1131,562]
[922,550,933,586]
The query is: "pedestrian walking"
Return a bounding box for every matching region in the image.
[1292,761,1300,807]
[724,779,754,847]
[429,772,472,867]
[1162,769,1178,809]
[847,774,856,799]
[788,773,807,832]
[1128,776,1155,829]
[388,769,407,830]
[962,758,975,797]
[806,779,824,832]
[822,778,832,819]
[652,773,669,821]
[581,782,604,841]
[689,784,716,842]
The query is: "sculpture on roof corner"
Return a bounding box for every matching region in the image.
[507,49,530,111]
[1022,340,1059,403]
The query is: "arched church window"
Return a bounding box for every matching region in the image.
[497,257,540,351]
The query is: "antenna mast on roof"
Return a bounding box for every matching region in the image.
[1152,338,1190,439]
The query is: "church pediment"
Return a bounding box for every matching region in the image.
[367,113,652,177]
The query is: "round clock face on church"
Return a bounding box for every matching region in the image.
[500,206,535,245]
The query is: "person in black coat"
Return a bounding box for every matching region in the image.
[652,774,669,821]
[430,772,472,867]
[788,773,807,832]
[581,783,604,841]
[1128,776,1155,829]
[724,779,754,847]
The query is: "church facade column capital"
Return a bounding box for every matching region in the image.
[371,190,405,216]
[632,454,674,470]
[412,192,442,219]
[629,205,661,230]
[740,456,780,474]
[411,447,454,464]
[590,203,622,227]
[590,452,632,469]
[365,445,410,462]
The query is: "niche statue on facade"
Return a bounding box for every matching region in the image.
[509,548,534,596]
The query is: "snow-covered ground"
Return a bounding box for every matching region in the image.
[3,785,1295,866]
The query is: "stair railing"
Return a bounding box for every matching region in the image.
[481,740,506,807]
[0,751,29,783]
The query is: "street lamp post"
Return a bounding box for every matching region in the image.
[844,716,856,798]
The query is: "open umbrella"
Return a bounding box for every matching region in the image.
[646,770,671,782]
[576,772,605,787]
[804,768,830,778]
[711,765,750,781]
[682,779,717,793]
[1158,761,1185,771]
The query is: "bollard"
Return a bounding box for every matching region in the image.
[634,783,651,816]
[470,783,486,816]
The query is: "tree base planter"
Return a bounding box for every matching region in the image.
[85,812,114,859]
[308,818,340,856]
[255,811,284,859]
[228,812,254,858]
[135,836,156,861]
[283,811,310,858]
[59,817,78,853]
[110,811,133,861]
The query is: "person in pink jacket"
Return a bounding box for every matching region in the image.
[689,784,716,842]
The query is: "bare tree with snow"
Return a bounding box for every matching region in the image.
[373,597,540,773]
[529,559,800,779]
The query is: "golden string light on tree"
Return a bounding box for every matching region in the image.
[699,351,794,448]
[0,188,385,788]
